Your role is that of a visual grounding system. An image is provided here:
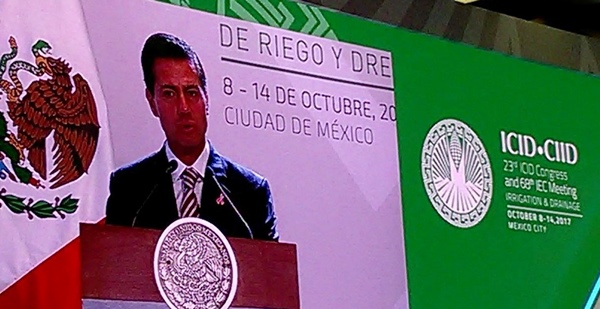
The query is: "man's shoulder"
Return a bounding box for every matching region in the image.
[215,152,267,188]
[112,150,164,180]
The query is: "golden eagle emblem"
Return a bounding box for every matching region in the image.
[0,36,100,190]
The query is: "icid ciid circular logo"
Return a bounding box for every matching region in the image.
[421,119,493,228]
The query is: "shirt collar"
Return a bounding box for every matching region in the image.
[164,140,210,182]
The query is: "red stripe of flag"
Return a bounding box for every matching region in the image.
[0,219,106,308]
[0,237,82,309]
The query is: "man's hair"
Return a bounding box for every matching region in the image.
[141,32,207,96]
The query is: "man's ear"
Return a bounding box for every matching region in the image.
[203,91,210,116]
[146,88,159,117]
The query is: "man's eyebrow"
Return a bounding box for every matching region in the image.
[158,84,176,90]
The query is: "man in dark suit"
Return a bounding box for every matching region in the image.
[105,32,278,241]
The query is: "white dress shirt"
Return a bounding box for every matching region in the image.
[165,140,210,217]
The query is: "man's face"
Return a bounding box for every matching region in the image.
[146,58,208,154]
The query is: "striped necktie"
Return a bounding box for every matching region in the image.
[180,167,201,217]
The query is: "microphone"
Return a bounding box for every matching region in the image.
[206,166,254,239]
[131,160,178,227]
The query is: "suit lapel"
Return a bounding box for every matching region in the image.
[138,147,179,229]
[200,144,232,230]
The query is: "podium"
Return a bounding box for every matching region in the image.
[80,223,300,309]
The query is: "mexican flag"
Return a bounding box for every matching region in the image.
[0,0,114,307]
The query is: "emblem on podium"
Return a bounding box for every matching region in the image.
[154,218,238,309]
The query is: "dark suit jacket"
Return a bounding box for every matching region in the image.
[105,144,279,241]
